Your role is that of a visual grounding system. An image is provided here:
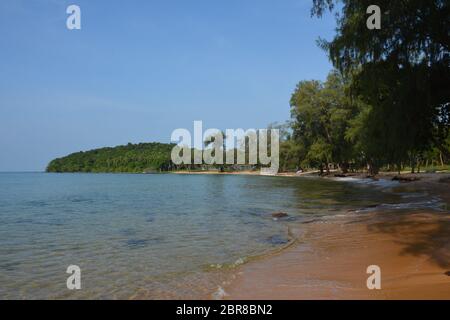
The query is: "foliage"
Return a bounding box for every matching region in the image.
[46,142,175,173]
[299,0,450,174]
[288,70,357,172]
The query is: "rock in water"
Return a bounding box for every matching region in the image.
[392,175,420,182]
[271,212,288,218]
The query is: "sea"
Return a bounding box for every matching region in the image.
[0,172,446,299]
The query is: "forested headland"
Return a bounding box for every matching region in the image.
[46,143,175,173]
[47,1,449,175]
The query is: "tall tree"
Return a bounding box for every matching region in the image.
[312,0,450,173]
[290,70,356,173]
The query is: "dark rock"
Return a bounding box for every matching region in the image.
[267,235,289,245]
[392,175,420,182]
[271,212,288,218]
[439,177,450,184]
[126,239,149,249]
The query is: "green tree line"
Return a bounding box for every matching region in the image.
[46,143,175,173]
[278,0,449,175]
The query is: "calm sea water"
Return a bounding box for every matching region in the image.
[0,173,445,299]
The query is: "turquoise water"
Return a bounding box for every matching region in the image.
[0,173,445,299]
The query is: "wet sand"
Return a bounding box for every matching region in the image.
[221,212,449,299]
[220,176,450,300]
[172,171,450,299]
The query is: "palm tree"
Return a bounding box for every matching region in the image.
[204,131,226,172]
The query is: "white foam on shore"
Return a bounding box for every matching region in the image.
[233,258,245,266]
[212,286,229,300]
[330,176,400,189]
[368,198,444,211]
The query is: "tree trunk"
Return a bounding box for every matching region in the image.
[367,162,379,176]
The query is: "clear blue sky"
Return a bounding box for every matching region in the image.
[0,0,336,171]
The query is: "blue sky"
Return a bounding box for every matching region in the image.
[0,0,336,171]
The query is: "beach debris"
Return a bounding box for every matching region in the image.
[271,212,288,218]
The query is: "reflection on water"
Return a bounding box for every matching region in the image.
[0,173,446,299]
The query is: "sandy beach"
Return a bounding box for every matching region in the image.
[214,173,450,300]
[171,170,262,175]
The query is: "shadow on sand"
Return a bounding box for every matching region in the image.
[367,212,450,270]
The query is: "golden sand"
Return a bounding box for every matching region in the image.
[222,211,450,299]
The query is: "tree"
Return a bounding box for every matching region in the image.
[311,0,450,173]
[290,70,356,174]
[204,131,226,172]
[46,142,175,173]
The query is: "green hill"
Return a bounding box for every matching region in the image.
[46,142,175,173]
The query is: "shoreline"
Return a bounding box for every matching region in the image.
[220,212,450,299]
[212,174,450,300]
[170,169,450,179]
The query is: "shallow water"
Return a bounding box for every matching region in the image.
[0,173,446,299]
